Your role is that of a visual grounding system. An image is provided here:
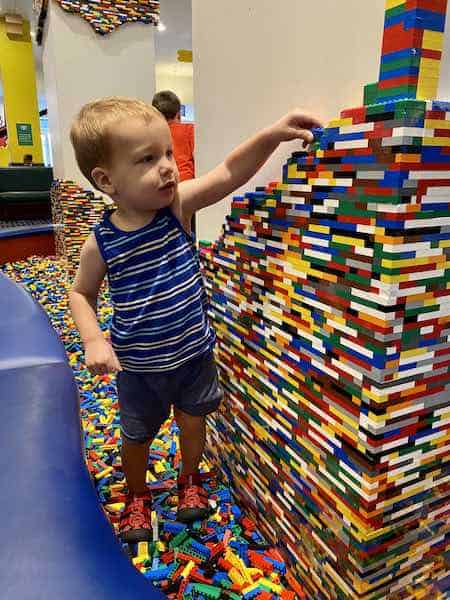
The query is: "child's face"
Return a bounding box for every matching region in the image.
[106,116,179,211]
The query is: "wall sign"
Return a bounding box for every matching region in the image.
[16,123,33,146]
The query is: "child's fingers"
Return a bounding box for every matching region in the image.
[112,353,123,372]
[89,363,106,376]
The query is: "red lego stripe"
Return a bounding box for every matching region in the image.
[382,24,423,54]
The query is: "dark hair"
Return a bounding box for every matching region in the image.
[152,90,181,121]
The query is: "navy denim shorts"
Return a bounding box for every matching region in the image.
[116,350,223,444]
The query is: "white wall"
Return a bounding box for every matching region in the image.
[43,2,156,187]
[155,65,194,105]
[191,0,387,242]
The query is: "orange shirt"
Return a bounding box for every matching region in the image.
[168,121,195,181]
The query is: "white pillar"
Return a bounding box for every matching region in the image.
[42,2,156,188]
[192,0,386,242]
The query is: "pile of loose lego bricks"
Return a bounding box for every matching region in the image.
[1,256,306,600]
[56,0,159,35]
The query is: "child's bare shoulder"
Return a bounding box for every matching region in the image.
[72,233,107,294]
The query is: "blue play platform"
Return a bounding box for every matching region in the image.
[0,273,165,600]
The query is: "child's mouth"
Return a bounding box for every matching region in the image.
[159,181,175,191]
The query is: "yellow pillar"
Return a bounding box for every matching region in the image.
[0,15,43,167]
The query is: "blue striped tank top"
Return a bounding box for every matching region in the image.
[94,208,215,372]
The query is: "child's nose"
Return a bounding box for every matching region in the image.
[160,157,173,173]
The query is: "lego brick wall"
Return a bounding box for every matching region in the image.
[201,1,450,598]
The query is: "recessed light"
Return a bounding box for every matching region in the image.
[157,22,166,32]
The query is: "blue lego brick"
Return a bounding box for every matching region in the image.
[381,171,410,188]
[381,48,422,63]
[342,155,377,164]
[376,92,418,102]
[379,66,420,80]
[431,100,450,111]
[384,8,447,32]
[311,127,325,142]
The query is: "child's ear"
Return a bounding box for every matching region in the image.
[91,167,115,195]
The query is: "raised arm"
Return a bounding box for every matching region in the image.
[177,109,322,219]
[69,233,122,375]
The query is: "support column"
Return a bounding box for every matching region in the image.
[0,15,43,167]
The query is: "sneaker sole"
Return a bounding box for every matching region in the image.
[120,528,153,544]
[177,507,209,523]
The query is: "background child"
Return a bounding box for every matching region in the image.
[152,90,195,182]
[69,96,321,543]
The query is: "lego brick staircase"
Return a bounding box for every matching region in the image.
[201,1,450,598]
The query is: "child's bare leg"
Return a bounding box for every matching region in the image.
[174,407,206,475]
[121,436,150,495]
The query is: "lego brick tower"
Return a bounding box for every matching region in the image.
[202,1,450,598]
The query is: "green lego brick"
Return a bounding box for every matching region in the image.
[385,2,406,19]
[191,583,224,599]
[380,55,421,75]
[376,85,418,100]
[169,530,189,549]
[364,82,379,106]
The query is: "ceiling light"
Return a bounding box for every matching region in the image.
[157,22,166,32]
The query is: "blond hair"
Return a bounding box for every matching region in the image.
[70,96,163,188]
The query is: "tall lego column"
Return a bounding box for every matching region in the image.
[40,0,159,278]
[202,1,450,598]
[366,0,448,102]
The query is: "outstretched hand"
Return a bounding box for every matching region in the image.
[270,109,324,147]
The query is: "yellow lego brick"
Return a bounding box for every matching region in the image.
[380,272,410,283]
[153,461,165,474]
[105,502,124,512]
[417,84,439,100]
[260,578,283,595]
[137,541,149,560]
[425,119,450,130]
[385,0,405,9]
[95,466,113,479]
[146,471,157,483]
[309,224,330,234]
[328,117,353,127]
[420,57,442,73]
[181,560,195,579]
[423,137,450,147]
[287,163,303,179]
[382,256,444,269]
[228,567,246,586]
[332,234,365,248]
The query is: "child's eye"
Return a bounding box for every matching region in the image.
[141,155,154,163]
[167,150,173,159]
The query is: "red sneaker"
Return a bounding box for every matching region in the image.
[119,492,152,543]
[177,472,209,523]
